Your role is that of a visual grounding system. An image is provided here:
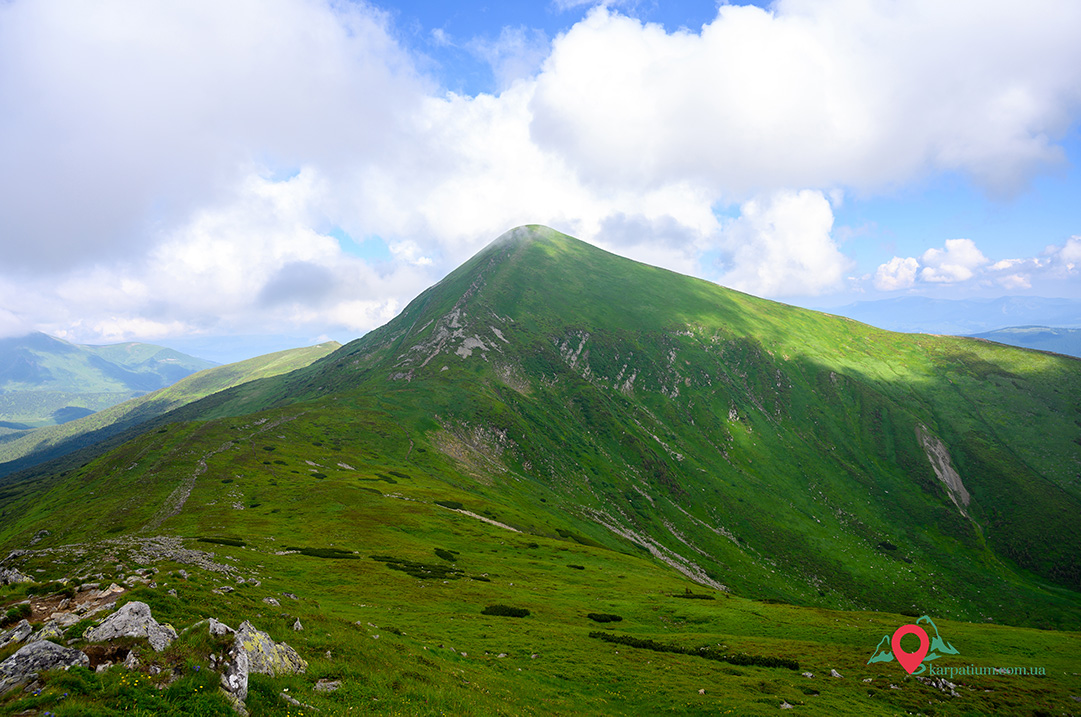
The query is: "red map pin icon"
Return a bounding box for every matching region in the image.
[891,624,930,674]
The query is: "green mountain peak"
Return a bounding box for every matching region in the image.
[0,228,1078,714]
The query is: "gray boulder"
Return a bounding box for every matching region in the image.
[0,568,32,585]
[0,620,32,649]
[84,601,177,652]
[0,640,88,694]
[27,621,65,644]
[219,620,307,704]
[208,617,235,637]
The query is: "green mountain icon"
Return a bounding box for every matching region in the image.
[867,635,894,664]
[867,615,961,673]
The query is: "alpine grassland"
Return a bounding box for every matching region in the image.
[0,226,1078,715]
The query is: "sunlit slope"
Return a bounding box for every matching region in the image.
[3,408,1078,715]
[0,342,340,478]
[3,226,1079,630]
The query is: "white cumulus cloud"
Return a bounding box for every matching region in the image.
[874,257,920,291]
[919,239,990,283]
[716,190,851,297]
[1,0,1080,346]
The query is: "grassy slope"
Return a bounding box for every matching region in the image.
[0,227,1078,714]
[157,226,1080,625]
[0,401,1077,716]
[0,342,340,480]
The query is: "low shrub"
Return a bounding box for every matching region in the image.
[286,547,358,559]
[198,537,246,548]
[434,500,463,510]
[481,605,530,618]
[567,564,585,570]
[586,613,622,623]
[370,556,463,580]
[434,548,458,562]
[673,588,714,600]
[589,632,798,670]
[1,602,31,626]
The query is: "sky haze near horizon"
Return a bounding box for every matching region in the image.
[1,0,1079,360]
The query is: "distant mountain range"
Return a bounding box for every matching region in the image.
[821,297,1081,357]
[825,296,1081,333]
[968,326,1081,358]
[0,341,340,478]
[0,332,215,428]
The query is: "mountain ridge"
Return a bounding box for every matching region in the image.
[0,226,1078,714]
[5,225,1076,626]
[0,332,216,428]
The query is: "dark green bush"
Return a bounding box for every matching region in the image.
[434,500,463,510]
[586,613,622,623]
[589,632,798,670]
[1,602,31,626]
[567,564,585,570]
[434,548,458,562]
[481,605,530,618]
[286,547,358,559]
[370,555,462,579]
[673,588,715,600]
[198,537,246,548]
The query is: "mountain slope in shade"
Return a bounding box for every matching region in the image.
[0,332,216,427]
[1,226,1079,633]
[0,341,340,479]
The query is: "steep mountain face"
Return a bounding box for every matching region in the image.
[0,333,216,428]
[2,227,1079,630]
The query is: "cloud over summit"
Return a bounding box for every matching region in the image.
[1,0,1079,344]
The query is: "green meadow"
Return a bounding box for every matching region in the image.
[0,227,1078,714]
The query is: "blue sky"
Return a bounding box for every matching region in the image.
[0,0,1078,360]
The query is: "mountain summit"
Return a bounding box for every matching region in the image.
[3,226,1080,628]
[1,226,1079,714]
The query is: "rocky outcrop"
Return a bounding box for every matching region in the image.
[916,424,971,516]
[84,601,177,652]
[209,617,235,637]
[0,568,32,585]
[0,640,88,694]
[0,620,32,649]
[218,619,307,705]
[27,620,65,643]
